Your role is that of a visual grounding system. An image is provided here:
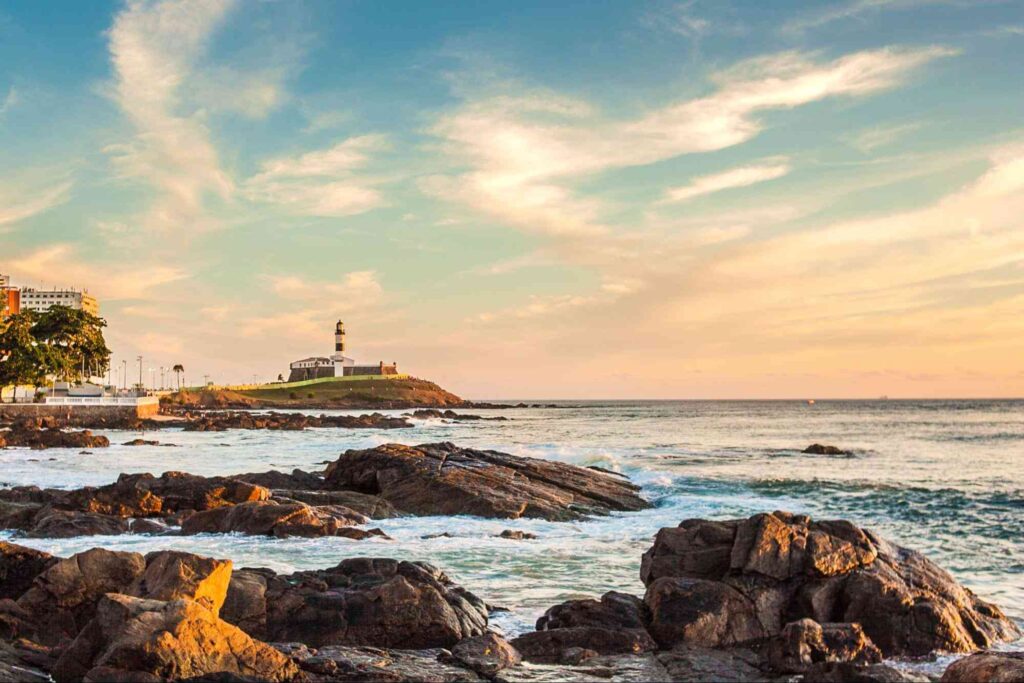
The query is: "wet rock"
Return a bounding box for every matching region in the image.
[510,628,657,663]
[290,645,483,681]
[768,619,881,673]
[122,438,160,446]
[497,530,537,540]
[639,512,1021,657]
[16,548,146,645]
[536,591,649,632]
[1,428,109,450]
[128,551,233,616]
[806,662,931,682]
[941,651,1024,683]
[447,632,522,677]
[51,594,298,683]
[654,645,774,682]
[274,489,399,519]
[645,577,765,649]
[181,500,370,538]
[802,444,852,455]
[24,508,130,538]
[323,442,649,521]
[0,641,48,682]
[222,558,488,649]
[0,542,56,600]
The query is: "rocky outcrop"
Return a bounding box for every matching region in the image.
[182,411,412,431]
[0,427,109,450]
[407,409,507,422]
[285,644,484,682]
[941,651,1024,683]
[802,444,853,455]
[180,500,380,539]
[51,594,298,683]
[222,558,488,648]
[644,577,765,648]
[639,511,1021,657]
[0,542,56,600]
[323,442,649,521]
[16,548,147,645]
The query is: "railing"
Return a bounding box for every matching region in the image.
[42,396,160,406]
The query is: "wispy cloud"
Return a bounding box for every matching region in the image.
[843,121,922,152]
[6,244,187,300]
[0,178,72,229]
[425,45,954,238]
[0,86,17,116]
[662,159,791,203]
[105,0,235,233]
[244,135,388,217]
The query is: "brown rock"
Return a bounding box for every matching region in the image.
[536,591,649,631]
[180,500,368,538]
[941,651,1024,683]
[803,444,852,455]
[25,508,130,538]
[644,577,766,649]
[0,428,109,450]
[768,619,882,673]
[807,662,931,682]
[51,594,298,683]
[447,632,522,677]
[0,542,56,600]
[129,551,233,616]
[510,628,657,663]
[323,441,649,521]
[221,558,487,649]
[16,548,146,645]
[290,645,482,682]
[639,512,1021,657]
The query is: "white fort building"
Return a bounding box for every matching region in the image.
[287,321,398,382]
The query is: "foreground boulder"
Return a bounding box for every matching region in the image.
[941,651,1024,682]
[768,618,881,674]
[323,442,649,521]
[0,542,56,600]
[128,551,233,616]
[52,594,298,683]
[222,557,488,648]
[16,548,146,645]
[639,511,1021,657]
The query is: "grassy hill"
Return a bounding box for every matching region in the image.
[164,377,463,410]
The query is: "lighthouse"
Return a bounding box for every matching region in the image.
[330,319,355,375]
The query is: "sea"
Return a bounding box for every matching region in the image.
[2,399,1022,669]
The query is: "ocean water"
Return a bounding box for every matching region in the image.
[2,399,1022,660]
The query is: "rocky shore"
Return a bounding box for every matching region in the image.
[0,442,650,538]
[0,510,1020,682]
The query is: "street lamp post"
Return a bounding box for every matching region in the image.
[137,356,143,392]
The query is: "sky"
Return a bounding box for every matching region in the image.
[1,0,1023,399]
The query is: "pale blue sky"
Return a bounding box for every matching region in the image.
[2,0,1023,398]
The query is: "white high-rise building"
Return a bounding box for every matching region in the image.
[19,287,99,315]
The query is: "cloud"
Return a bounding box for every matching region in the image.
[781,0,945,35]
[265,270,383,302]
[6,244,188,300]
[244,136,388,217]
[425,46,955,237]
[105,0,236,233]
[0,86,17,115]
[843,121,922,152]
[663,159,791,203]
[0,179,72,229]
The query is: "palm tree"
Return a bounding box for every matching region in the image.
[172,364,184,390]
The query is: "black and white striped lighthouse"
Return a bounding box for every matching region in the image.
[335,320,346,355]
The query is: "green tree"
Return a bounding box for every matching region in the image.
[31,305,111,382]
[0,311,50,401]
[172,363,184,390]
